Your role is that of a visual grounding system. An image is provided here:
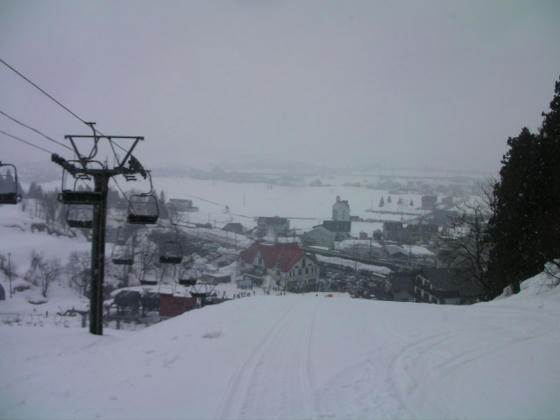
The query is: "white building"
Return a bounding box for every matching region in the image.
[332,196,350,222]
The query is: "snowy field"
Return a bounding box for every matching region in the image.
[38,174,428,233]
[1,272,559,419]
[153,176,425,228]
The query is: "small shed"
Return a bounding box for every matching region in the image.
[159,293,197,318]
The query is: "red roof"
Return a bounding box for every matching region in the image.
[241,242,314,273]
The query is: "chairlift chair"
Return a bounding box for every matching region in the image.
[126,172,159,224]
[113,226,130,245]
[159,240,182,264]
[127,194,159,224]
[59,168,102,205]
[65,204,93,228]
[111,243,134,265]
[190,281,216,300]
[140,267,158,286]
[0,162,22,205]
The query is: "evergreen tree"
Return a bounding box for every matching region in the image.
[488,76,560,295]
[27,181,44,199]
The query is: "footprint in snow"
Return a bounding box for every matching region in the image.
[202,331,223,339]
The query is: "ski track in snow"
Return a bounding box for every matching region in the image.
[219,297,320,420]
[219,297,316,419]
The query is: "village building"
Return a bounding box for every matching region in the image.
[383,221,439,245]
[388,271,419,302]
[430,208,459,227]
[332,195,350,221]
[405,221,439,244]
[255,216,290,238]
[421,195,438,211]
[239,242,319,292]
[383,221,406,242]
[222,222,245,235]
[322,220,351,240]
[302,225,337,249]
[159,293,198,318]
[303,196,352,245]
[414,268,482,304]
[335,239,385,259]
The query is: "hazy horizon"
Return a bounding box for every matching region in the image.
[2,0,559,174]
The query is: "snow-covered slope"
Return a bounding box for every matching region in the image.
[1,273,559,419]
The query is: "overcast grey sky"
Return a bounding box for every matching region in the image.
[1,0,559,174]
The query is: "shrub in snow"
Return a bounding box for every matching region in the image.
[24,251,61,298]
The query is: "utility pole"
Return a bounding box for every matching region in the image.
[52,132,148,335]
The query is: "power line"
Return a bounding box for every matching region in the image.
[0,110,73,152]
[0,129,54,154]
[0,57,90,126]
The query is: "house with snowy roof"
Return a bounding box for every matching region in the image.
[239,242,319,292]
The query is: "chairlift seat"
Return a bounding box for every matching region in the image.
[67,219,93,229]
[127,193,159,225]
[0,162,21,205]
[112,256,134,265]
[60,190,103,205]
[140,279,158,286]
[66,204,94,229]
[160,255,182,264]
[160,239,182,264]
[127,213,158,224]
[0,192,20,205]
[111,241,133,265]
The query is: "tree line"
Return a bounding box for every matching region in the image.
[444,76,560,299]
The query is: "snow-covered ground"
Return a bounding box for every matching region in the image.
[1,271,559,419]
[121,176,426,232]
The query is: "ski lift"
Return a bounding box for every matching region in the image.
[127,172,159,224]
[0,162,22,204]
[190,281,216,306]
[159,240,182,264]
[140,267,158,286]
[58,163,102,205]
[111,227,135,264]
[111,243,134,265]
[177,262,195,286]
[65,204,94,228]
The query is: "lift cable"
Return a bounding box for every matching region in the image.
[1,58,90,126]
[0,58,128,161]
[0,129,55,155]
[0,110,73,152]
